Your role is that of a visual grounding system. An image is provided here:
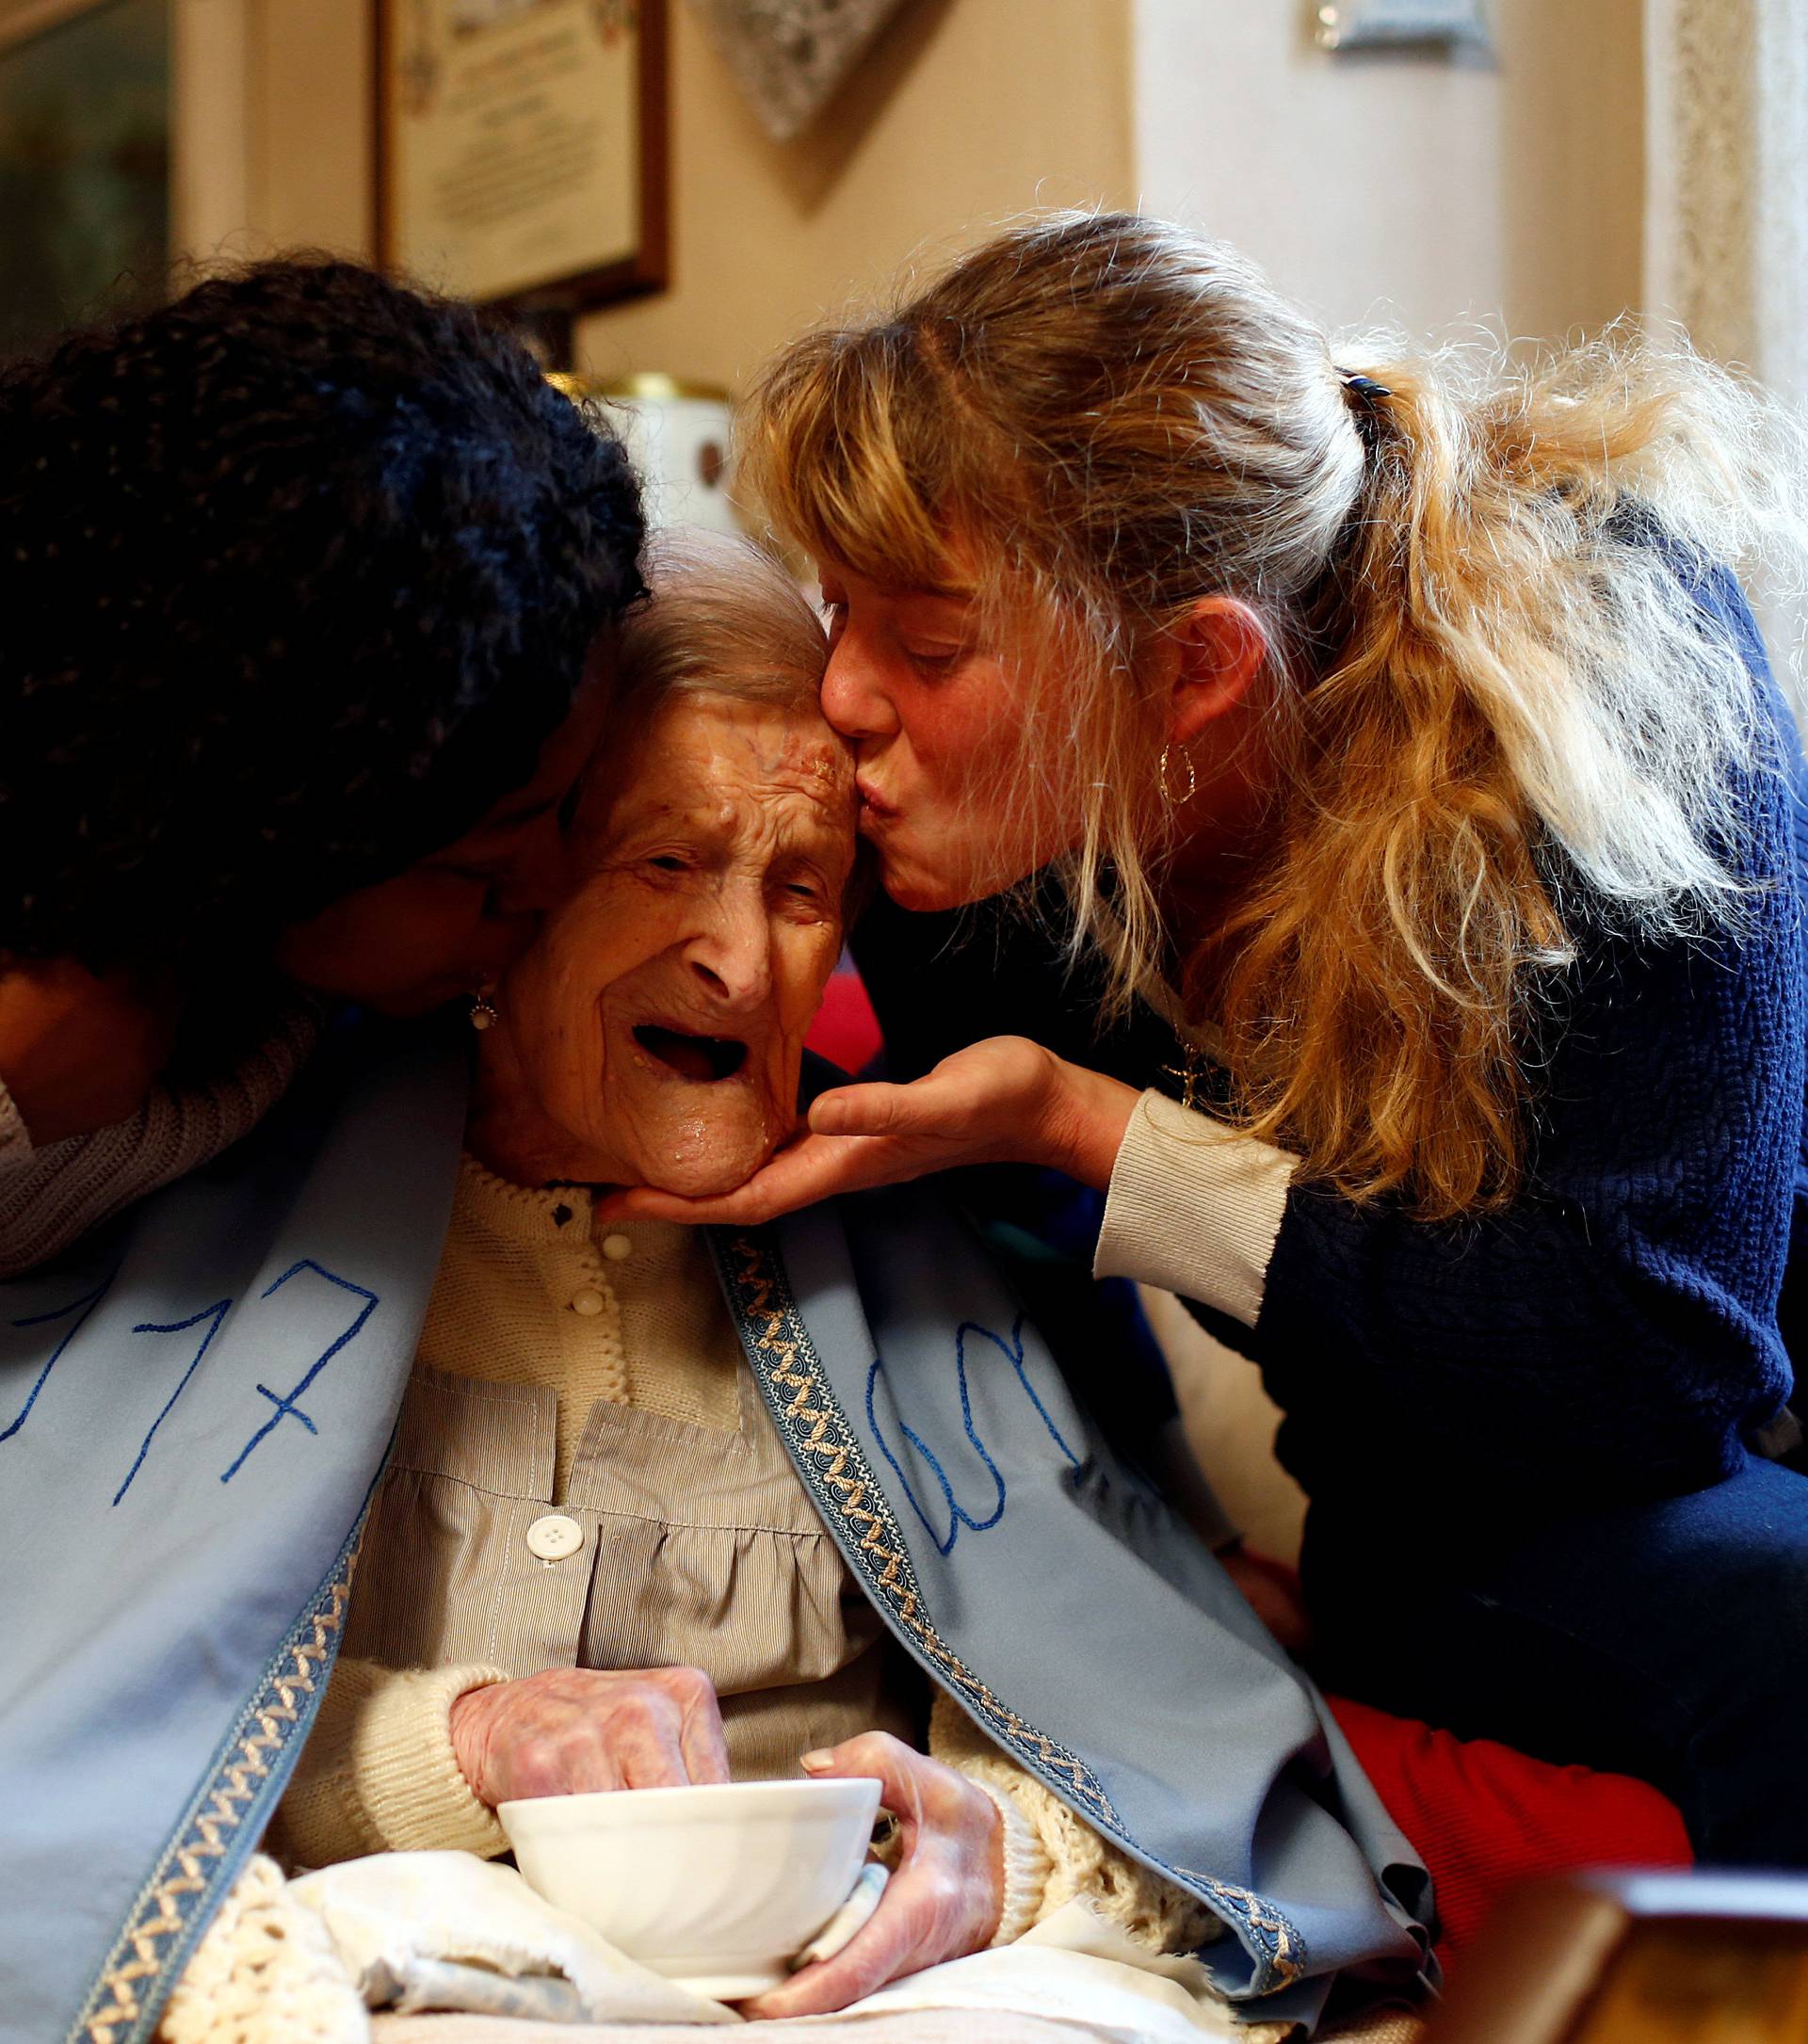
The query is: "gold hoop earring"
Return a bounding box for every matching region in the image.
[1158,744,1196,807]
[468,988,499,1032]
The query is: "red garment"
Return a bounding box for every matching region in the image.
[1326,1693,1692,1968]
[805,966,883,1076]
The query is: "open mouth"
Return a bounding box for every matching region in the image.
[632,1023,750,1083]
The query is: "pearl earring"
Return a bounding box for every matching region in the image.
[468,988,499,1032]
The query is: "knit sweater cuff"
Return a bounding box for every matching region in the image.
[0,1079,31,1166]
[0,997,320,1280]
[275,1660,510,1869]
[1094,1090,1296,1327]
[973,1780,1055,1946]
[358,1663,513,1858]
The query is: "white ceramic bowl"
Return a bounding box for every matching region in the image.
[499,1777,883,2001]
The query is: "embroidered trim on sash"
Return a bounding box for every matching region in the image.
[70,1520,364,2044]
[1171,1868,1307,1992]
[717,1225,1308,2000]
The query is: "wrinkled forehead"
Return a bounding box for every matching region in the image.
[577,689,856,863]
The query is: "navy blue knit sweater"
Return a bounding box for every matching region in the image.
[854,569,1805,1528]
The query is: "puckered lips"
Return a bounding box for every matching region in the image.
[630,1021,751,1084]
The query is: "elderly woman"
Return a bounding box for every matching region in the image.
[260,533,1429,2024]
[7,536,1428,2044]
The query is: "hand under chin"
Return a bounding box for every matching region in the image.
[642,1154,777,1199]
[627,1102,789,1201]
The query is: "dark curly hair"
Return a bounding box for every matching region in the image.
[0,257,645,970]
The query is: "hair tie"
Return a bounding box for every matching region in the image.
[1334,368,1393,457]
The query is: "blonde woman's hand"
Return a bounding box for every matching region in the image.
[448,1665,730,1805]
[739,1733,1004,2019]
[597,1037,1139,1228]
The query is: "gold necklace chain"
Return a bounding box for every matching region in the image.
[1158,1039,1212,1113]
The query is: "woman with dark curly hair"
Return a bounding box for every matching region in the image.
[0,257,644,1275]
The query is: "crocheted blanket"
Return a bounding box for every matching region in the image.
[369,2011,1426,2041]
[159,1855,1422,2044]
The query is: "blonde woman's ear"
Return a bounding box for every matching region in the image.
[1167,596,1269,748]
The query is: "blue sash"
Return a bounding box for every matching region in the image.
[714,1192,1435,2031]
[0,1032,1428,2041]
[0,1022,467,2044]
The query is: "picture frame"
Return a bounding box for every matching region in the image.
[374,0,668,357]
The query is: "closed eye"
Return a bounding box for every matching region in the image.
[901,643,965,671]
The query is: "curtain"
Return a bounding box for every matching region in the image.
[1643,0,1808,404]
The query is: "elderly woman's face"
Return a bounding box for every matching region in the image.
[489,691,855,1194]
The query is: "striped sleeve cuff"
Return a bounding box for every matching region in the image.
[1093,1091,1296,1327]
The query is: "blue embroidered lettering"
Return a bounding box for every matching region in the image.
[0,1273,118,1443]
[864,1317,1081,1555]
[219,1260,379,1483]
[961,1317,1082,1467]
[866,1355,1002,1555]
[115,1299,233,1505]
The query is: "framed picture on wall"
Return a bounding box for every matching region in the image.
[375,0,668,353]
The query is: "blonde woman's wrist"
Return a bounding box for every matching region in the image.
[1041,1055,1139,1192]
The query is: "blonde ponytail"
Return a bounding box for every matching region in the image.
[743,213,1808,1217]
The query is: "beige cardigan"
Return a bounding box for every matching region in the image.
[266,1157,1211,1958]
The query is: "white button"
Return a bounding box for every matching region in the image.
[601,1232,632,1262]
[571,1286,605,1315]
[526,1513,585,1562]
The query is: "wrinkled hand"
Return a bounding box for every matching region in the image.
[599,1037,1138,1228]
[740,1733,1004,2019]
[448,1665,730,1806]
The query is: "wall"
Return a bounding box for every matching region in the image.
[203,0,1133,394]
[1127,1,1647,1542]
[243,0,372,254]
[575,0,1134,388]
[203,0,1642,376]
[1133,0,1645,344]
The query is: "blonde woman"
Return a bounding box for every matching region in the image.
[612,212,1808,1870]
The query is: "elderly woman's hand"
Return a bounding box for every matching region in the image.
[739,1732,1004,2020]
[448,1666,731,1805]
[599,1037,1140,1229]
